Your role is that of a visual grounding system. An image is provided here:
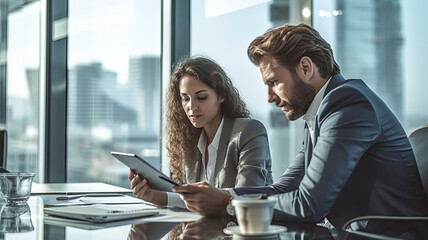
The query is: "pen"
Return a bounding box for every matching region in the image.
[56,193,123,200]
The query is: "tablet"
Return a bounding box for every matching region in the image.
[111,152,179,192]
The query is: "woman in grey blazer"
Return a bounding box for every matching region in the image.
[129,56,273,207]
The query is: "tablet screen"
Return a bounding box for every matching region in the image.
[111,152,179,191]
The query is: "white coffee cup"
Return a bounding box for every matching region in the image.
[232,197,276,234]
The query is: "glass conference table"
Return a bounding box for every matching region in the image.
[2,182,425,239]
[0,196,338,240]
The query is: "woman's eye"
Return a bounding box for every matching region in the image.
[181,97,189,102]
[197,96,207,100]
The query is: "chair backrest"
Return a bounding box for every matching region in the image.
[0,129,6,168]
[409,124,428,198]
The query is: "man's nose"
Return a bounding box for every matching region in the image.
[267,87,276,103]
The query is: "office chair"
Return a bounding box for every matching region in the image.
[409,123,428,197]
[341,124,428,239]
[0,128,6,168]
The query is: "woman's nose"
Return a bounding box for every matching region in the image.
[189,99,198,110]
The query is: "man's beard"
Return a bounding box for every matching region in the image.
[283,73,316,121]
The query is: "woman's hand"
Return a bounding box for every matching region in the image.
[129,169,167,206]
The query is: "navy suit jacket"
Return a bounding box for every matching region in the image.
[234,74,428,230]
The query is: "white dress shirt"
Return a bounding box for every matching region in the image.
[303,78,331,145]
[197,117,224,184]
[167,117,225,208]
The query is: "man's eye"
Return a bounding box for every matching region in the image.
[268,81,276,87]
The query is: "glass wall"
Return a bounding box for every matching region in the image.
[4,1,40,175]
[67,0,161,188]
[190,0,311,180]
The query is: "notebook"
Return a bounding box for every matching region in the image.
[44,203,158,223]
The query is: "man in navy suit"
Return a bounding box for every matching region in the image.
[173,24,428,233]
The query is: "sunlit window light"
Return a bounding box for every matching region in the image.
[319,9,342,17]
[333,10,343,16]
[91,126,112,141]
[302,7,311,18]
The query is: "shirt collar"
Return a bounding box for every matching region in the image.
[197,116,224,153]
[303,78,331,123]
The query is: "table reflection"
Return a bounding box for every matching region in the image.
[128,221,181,240]
[128,217,338,240]
[0,203,34,233]
[179,217,231,240]
[128,217,231,240]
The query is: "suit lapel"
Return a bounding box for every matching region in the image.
[303,73,344,169]
[304,123,313,170]
[304,74,344,167]
[214,117,233,186]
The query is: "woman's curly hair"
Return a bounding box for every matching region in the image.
[166,56,250,184]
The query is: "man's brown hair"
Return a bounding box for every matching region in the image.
[248,23,340,78]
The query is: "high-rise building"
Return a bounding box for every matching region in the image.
[128,56,161,133]
[66,61,161,187]
[68,63,137,130]
[336,0,403,120]
[67,63,139,185]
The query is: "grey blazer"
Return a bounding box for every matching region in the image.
[184,117,273,188]
[234,74,428,230]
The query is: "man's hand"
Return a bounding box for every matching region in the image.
[129,169,167,206]
[172,181,231,216]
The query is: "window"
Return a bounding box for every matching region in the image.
[67,0,161,188]
[5,1,40,177]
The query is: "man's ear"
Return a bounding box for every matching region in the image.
[297,56,314,81]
